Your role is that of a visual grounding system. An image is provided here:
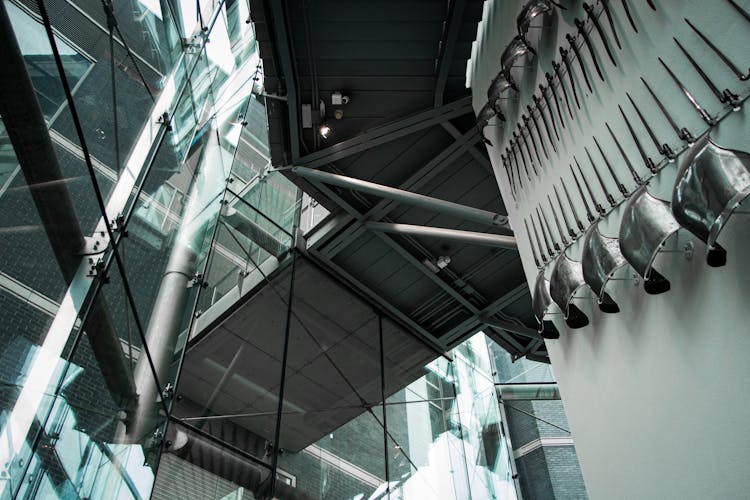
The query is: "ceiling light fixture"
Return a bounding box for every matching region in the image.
[318,123,331,139]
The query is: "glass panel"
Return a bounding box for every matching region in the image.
[15,274,164,499]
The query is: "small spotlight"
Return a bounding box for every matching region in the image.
[318,123,331,139]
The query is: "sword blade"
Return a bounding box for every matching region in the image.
[575,19,606,81]
[509,142,524,192]
[523,129,540,177]
[673,37,740,106]
[527,105,551,159]
[537,206,560,253]
[583,3,618,66]
[560,178,586,231]
[600,0,622,49]
[574,157,606,215]
[501,153,516,200]
[524,219,542,267]
[625,92,676,160]
[592,135,629,196]
[553,185,578,238]
[547,195,570,246]
[685,18,750,80]
[513,131,532,181]
[530,214,550,261]
[618,104,657,174]
[584,146,617,206]
[552,62,574,118]
[523,114,543,166]
[639,76,695,144]
[726,0,750,24]
[569,164,596,222]
[567,33,594,92]
[620,0,638,33]
[605,122,643,185]
[539,85,561,140]
[559,47,582,109]
[545,73,566,129]
[658,56,717,125]
[533,96,558,151]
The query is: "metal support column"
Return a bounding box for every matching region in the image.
[269,244,298,498]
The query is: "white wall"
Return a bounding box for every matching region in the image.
[471,1,750,498]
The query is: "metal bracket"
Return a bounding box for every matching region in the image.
[181,37,202,54]
[111,213,128,238]
[86,257,109,283]
[80,235,107,256]
[157,112,172,131]
[187,273,207,289]
[161,383,174,400]
[658,241,694,260]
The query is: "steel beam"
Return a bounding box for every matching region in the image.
[480,315,541,340]
[296,95,473,168]
[441,122,493,171]
[484,327,526,354]
[268,1,300,160]
[307,249,452,359]
[309,180,506,349]
[320,126,486,259]
[365,222,516,249]
[292,167,509,228]
[443,283,529,344]
[434,0,467,106]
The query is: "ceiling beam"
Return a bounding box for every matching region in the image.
[295,95,473,168]
[306,248,452,360]
[434,0,467,106]
[442,283,529,344]
[480,315,541,340]
[365,222,516,249]
[292,166,509,228]
[306,178,520,354]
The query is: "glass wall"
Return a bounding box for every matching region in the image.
[0,0,264,498]
[154,332,520,500]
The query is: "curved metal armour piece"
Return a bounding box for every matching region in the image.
[549,253,589,328]
[619,186,680,294]
[487,72,516,113]
[476,102,496,125]
[532,273,560,339]
[501,36,536,80]
[517,0,552,37]
[533,272,553,324]
[582,224,626,312]
[672,134,750,267]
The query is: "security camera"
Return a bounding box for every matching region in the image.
[331,91,350,106]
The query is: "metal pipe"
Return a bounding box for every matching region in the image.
[497,383,561,401]
[165,421,315,500]
[364,222,517,249]
[291,166,510,228]
[0,1,135,404]
[126,125,225,444]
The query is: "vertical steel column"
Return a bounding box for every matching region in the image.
[379,314,390,498]
[269,243,298,498]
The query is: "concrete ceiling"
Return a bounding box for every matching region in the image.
[181,258,435,452]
